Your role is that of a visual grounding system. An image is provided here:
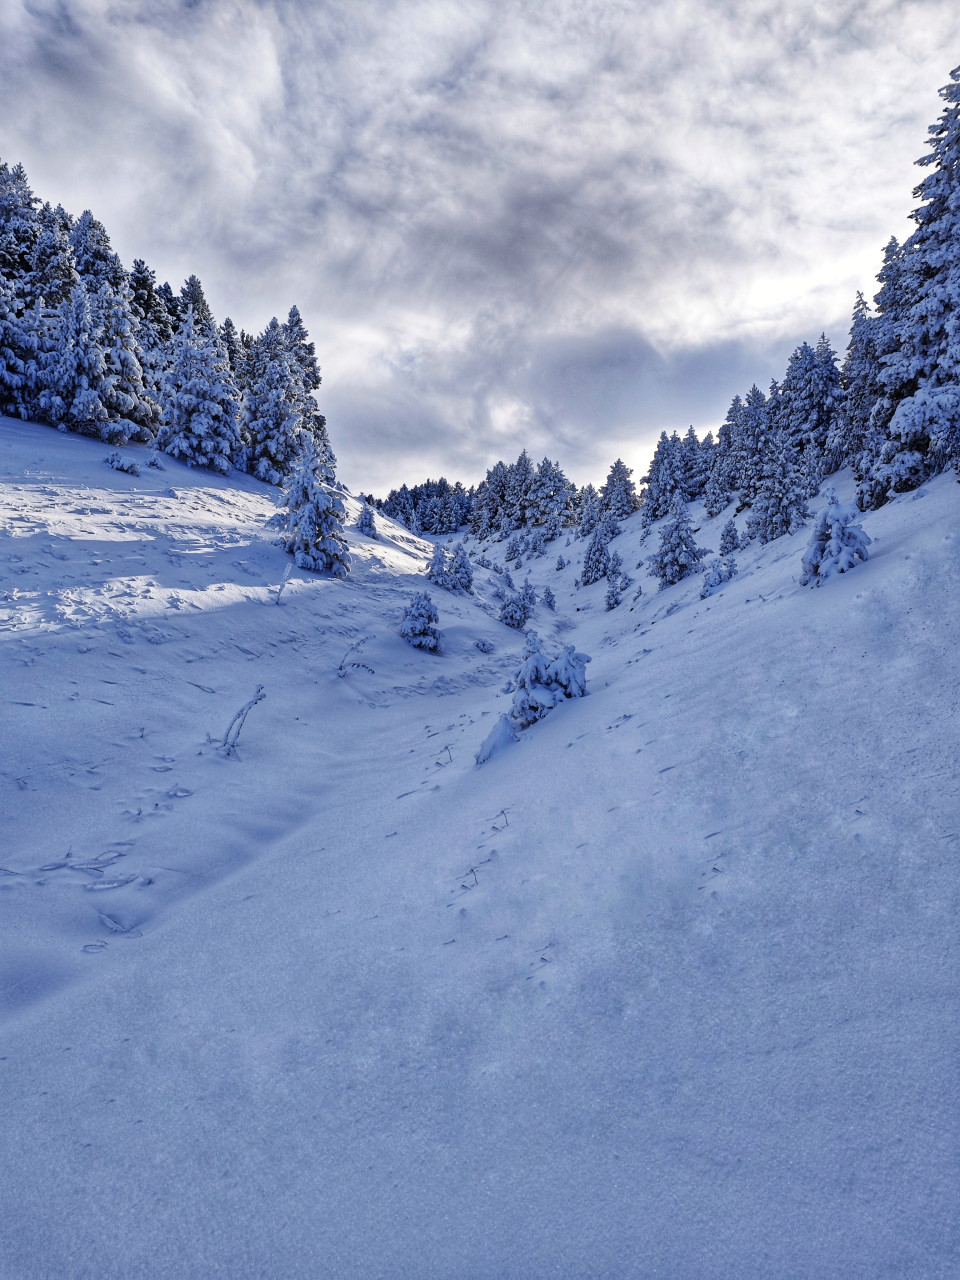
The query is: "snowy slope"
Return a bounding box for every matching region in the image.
[2,417,959,1278]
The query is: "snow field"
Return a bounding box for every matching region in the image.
[2,418,959,1277]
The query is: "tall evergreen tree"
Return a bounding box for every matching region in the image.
[28,203,78,309]
[0,159,40,282]
[37,284,112,436]
[745,430,809,543]
[179,275,214,333]
[70,210,126,292]
[646,495,710,588]
[269,438,350,577]
[599,457,639,518]
[158,307,241,472]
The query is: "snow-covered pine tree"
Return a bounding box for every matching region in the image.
[499,592,531,630]
[158,306,241,472]
[646,495,710,589]
[400,591,441,650]
[545,643,590,701]
[426,542,453,589]
[680,426,711,499]
[504,449,535,529]
[774,338,845,496]
[604,579,621,610]
[448,542,474,593]
[599,458,638,519]
[578,489,600,539]
[876,66,960,481]
[581,527,611,585]
[699,556,737,598]
[269,438,350,577]
[36,284,112,436]
[100,284,159,440]
[541,585,556,610]
[0,160,40,283]
[0,272,38,418]
[28,203,78,309]
[745,430,809,543]
[355,503,378,539]
[799,489,871,586]
[179,275,215,334]
[732,385,771,504]
[510,631,558,727]
[70,210,126,293]
[702,452,731,517]
[832,292,882,472]
[718,517,740,557]
[243,349,302,485]
[641,430,685,521]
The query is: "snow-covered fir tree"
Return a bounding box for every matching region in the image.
[100,284,158,440]
[400,592,441,650]
[28,203,78,309]
[799,489,872,586]
[646,495,710,589]
[179,275,214,334]
[581,527,611,585]
[448,542,474,593]
[719,517,741,558]
[36,284,112,436]
[158,307,241,472]
[541,585,556,610]
[745,431,809,544]
[268,438,350,577]
[641,431,685,521]
[499,591,532,630]
[604,579,621,610]
[0,272,37,418]
[508,634,590,728]
[243,350,302,485]
[355,503,378,539]
[426,542,455,590]
[599,458,638,519]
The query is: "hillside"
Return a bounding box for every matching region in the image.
[2,417,959,1277]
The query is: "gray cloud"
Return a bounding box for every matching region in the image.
[2,0,959,490]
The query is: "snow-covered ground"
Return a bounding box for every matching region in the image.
[2,416,958,1278]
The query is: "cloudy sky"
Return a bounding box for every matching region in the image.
[2,1,959,492]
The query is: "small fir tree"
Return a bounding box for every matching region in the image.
[799,490,871,586]
[268,440,350,577]
[581,528,611,585]
[356,503,378,539]
[719,517,740,558]
[448,542,474,593]
[646,496,711,589]
[745,432,809,544]
[400,592,441,650]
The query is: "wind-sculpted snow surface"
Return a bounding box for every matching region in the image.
[2,416,959,1278]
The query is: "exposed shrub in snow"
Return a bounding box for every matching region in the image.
[475,637,495,653]
[699,557,737,598]
[400,591,442,650]
[104,451,139,476]
[800,490,872,586]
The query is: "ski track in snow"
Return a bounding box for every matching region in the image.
[2,417,959,1278]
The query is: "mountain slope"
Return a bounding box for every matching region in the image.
[2,418,958,1278]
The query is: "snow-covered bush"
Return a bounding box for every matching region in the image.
[104,451,139,476]
[699,557,737,598]
[508,632,591,729]
[475,637,495,653]
[268,441,350,577]
[604,580,621,610]
[498,592,531,630]
[800,491,871,586]
[646,497,710,589]
[400,591,442,650]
